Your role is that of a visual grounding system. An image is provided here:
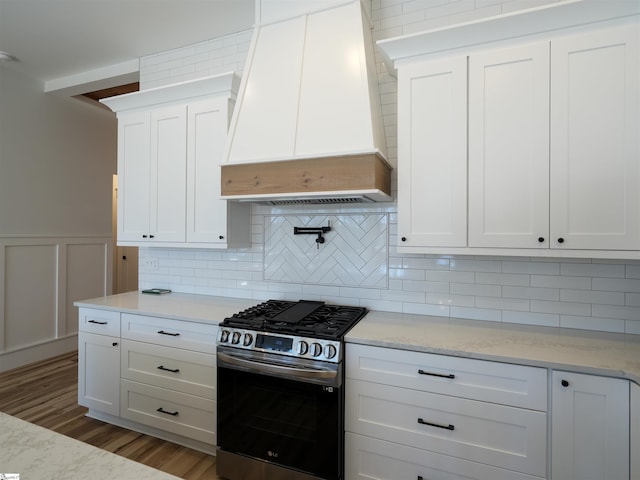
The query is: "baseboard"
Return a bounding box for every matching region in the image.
[0,335,78,372]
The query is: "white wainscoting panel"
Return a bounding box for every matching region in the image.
[4,244,58,350]
[264,214,388,288]
[0,236,112,371]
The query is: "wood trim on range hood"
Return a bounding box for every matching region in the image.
[221,153,392,204]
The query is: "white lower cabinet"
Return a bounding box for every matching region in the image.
[77,307,217,453]
[78,331,120,417]
[551,371,629,480]
[77,308,121,416]
[345,344,548,480]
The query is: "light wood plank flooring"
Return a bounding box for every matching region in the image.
[0,351,219,479]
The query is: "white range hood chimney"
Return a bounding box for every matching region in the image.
[221,0,392,204]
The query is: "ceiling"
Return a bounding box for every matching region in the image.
[0,0,255,88]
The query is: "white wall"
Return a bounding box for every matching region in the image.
[0,66,116,370]
[136,0,640,336]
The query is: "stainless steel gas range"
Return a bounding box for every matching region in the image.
[216,299,368,480]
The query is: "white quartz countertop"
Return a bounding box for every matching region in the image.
[75,291,256,325]
[346,310,640,384]
[0,412,182,480]
[75,291,640,384]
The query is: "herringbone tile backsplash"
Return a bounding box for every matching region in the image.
[264,214,388,288]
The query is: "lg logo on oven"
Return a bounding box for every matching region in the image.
[268,450,279,458]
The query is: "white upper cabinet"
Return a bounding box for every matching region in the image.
[149,105,188,243]
[380,0,640,258]
[550,24,640,250]
[468,42,550,249]
[397,57,467,248]
[102,73,250,249]
[117,111,152,242]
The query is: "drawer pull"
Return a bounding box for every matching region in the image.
[157,407,179,416]
[418,418,455,431]
[157,365,180,373]
[157,330,180,337]
[88,320,108,325]
[418,369,455,379]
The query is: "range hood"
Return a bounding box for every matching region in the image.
[221,0,392,204]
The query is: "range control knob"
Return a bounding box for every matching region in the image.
[311,342,322,357]
[298,341,309,355]
[231,331,241,344]
[324,344,337,359]
[243,333,253,347]
[220,329,230,343]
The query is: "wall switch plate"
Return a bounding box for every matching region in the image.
[142,256,159,270]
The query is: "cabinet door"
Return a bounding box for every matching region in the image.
[550,24,639,250]
[117,111,151,242]
[551,371,629,480]
[78,331,120,416]
[149,105,187,243]
[397,56,467,247]
[186,98,229,244]
[468,42,550,248]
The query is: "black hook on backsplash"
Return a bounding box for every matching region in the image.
[293,222,332,248]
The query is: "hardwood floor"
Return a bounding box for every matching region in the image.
[0,352,219,479]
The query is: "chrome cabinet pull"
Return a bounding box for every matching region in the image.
[157,365,180,373]
[157,330,180,336]
[418,369,455,379]
[88,320,108,325]
[157,407,179,416]
[418,417,455,431]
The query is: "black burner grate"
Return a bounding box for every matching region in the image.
[222,300,367,340]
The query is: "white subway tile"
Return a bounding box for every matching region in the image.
[503,286,559,301]
[626,293,640,306]
[427,270,475,283]
[626,265,640,278]
[403,302,449,316]
[403,279,450,293]
[593,277,640,293]
[450,259,501,272]
[381,289,426,303]
[560,289,624,305]
[502,260,559,275]
[424,293,474,307]
[477,297,530,311]
[476,272,529,286]
[450,282,501,297]
[561,263,625,278]
[592,304,640,321]
[531,300,591,316]
[531,275,591,289]
[450,306,501,322]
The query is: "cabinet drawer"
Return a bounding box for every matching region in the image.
[121,313,216,353]
[346,433,544,480]
[346,343,547,410]
[120,379,215,445]
[121,340,216,399]
[78,308,120,336]
[346,379,546,477]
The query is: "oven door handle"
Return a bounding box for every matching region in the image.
[217,351,338,383]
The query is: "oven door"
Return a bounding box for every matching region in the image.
[217,346,343,480]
